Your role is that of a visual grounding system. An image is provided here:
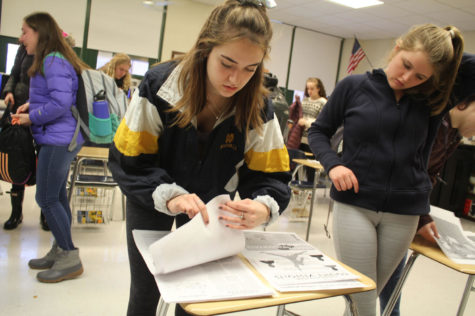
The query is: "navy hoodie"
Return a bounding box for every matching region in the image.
[308,69,443,215]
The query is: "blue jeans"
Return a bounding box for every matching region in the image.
[379,254,406,316]
[36,144,82,250]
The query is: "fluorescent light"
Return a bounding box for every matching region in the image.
[327,0,384,9]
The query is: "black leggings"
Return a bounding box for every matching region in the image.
[125,199,190,316]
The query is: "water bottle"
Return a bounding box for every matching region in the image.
[92,90,110,119]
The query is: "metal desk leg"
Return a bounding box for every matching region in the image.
[67,157,83,204]
[156,297,169,316]
[456,275,474,316]
[382,252,420,316]
[305,170,321,241]
[324,199,334,239]
[344,295,359,316]
[276,305,285,316]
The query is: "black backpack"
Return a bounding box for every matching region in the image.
[0,105,36,185]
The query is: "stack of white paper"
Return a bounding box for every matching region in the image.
[242,231,365,292]
[132,195,273,303]
[429,205,475,265]
[150,195,244,274]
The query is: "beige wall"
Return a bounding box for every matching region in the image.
[162,0,213,61]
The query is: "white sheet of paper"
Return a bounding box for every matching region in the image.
[429,205,475,265]
[155,255,274,303]
[132,229,273,303]
[149,194,246,274]
[243,231,363,292]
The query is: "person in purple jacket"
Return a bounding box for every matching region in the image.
[308,24,464,315]
[12,12,89,283]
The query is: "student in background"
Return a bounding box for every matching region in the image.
[1,42,46,230]
[12,12,89,283]
[108,1,290,315]
[308,24,464,315]
[286,77,327,151]
[99,52,131,93]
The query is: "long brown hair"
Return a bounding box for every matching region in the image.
[171,0,272,134]
[25,12,88,76]
[304,77,327,99]
[389,24,464,116]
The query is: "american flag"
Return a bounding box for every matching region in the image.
[347,38,366,74]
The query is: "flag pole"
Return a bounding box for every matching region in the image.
[355,36,374,69]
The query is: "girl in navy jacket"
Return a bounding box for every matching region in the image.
[108,1,290,315]
[308,24,464,315]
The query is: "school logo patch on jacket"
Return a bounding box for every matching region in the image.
[221,133,237,151]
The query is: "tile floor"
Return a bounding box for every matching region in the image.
[0,183,474,316]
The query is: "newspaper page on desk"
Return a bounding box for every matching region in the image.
[429,205,475,265]
[132,195,273,303]
[242,231,365,292]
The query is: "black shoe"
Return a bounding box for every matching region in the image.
[4,214,23,230]
[4,188,24,230]
[40,213,50,231]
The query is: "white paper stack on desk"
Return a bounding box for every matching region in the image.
[133,194,273,303]
[242,231,364,292]
[133,195,365,303]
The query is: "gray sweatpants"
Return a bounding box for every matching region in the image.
[332,201,418,316]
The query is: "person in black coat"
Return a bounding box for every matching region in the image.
[2,44,48,230]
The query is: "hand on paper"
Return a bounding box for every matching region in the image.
[167,194,209,224]
[417,221,439,243]
[219,199,270,230]
[329,165,359,193]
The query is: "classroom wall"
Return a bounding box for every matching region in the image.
[0,0,87,43]
[162,0,212,61]
[1,0,474,94]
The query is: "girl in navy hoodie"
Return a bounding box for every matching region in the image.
[308,24,464,315]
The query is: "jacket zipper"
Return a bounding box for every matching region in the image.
[382,99,402,210]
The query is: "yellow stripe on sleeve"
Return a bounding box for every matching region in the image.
[245,146,290,173]
[113,119,159,157]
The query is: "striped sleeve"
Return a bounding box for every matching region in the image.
[244,112,290,173]
[113,88,163,157]
[237,103,291,216]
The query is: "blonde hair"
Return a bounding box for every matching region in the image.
[304,77,326,99]
[390,24,464,115]
[99,53,132,92]
[172,0,272,135]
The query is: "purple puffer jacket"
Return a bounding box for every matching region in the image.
[29,52,84,146]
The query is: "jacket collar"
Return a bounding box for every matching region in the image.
[155,63,236,126]
[157,63,183,109]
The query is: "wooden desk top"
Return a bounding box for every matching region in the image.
[410,235,475,275]
[77,146,110,160]
[182,256,375,315]
[292,158,323,170]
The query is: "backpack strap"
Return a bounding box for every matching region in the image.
[69,106,90,152]
[85,70,97,97]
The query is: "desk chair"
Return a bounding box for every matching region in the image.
[287,149,331,238]
[383,236,475,316]
[288,149,328,214]
[68,146,125,221]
